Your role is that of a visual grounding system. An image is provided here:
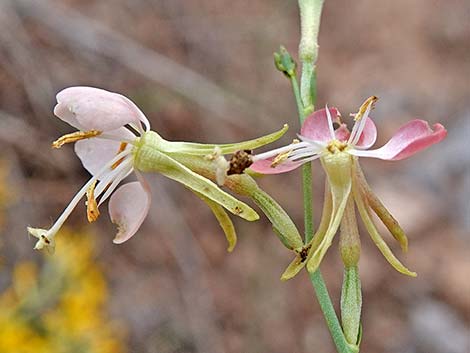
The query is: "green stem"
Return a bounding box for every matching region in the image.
[295,1,353,353]
[310,270,354,353]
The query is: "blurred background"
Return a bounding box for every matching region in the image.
[0,0,468,352]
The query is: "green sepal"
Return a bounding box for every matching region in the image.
[281,181,332,280]
[192,191,237,252]
[352,170,416,277]
[166,153,303,252]
[353,160,408,252]
[153,124,289,156]
[306,153,352,273]
[249,187,304,251]
[135,144,259,221]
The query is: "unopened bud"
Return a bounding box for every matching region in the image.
[341,265,362,349]
[274,46,297,78]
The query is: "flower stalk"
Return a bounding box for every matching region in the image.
[296,1,353,352]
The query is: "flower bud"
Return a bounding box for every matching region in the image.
[274,46,297,78]
[340,265,362,350]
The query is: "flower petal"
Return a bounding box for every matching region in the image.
[74,128,134,177]
[349,120,447,160]
[249,158,302,175]
[55,86,149,132]
[300,107,340,143]
[334,123,350,142]
[354,117,377,149]
[109,180,151,244]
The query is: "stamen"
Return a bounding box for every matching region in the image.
[52,130,102,148]
[354,96,378,121]
[252,140,309,161]
[98,160,134,206]
[86,180,100,222]
[271,150,291,167]
[46,149,131,236]
[111,142,129,169]
[325,104,336,140]
[348,96,378,145]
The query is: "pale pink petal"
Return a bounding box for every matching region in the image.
[354,117,377,149]
[334,123,350,142]
[74,127,134,177]
[120,95,150,132]
[301,108,340,142]
[109,180,151,244]
[55,86,148,132]
[250,158,302,174]
[350,120,447,160]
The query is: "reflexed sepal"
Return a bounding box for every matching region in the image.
[249,187,304,251]
[146,125,289,156]
[352,175,417,277]
[193,191,237,252]
[281,181,333,280]
[135,145,259,221]
[164,151,303,251]
[339,195,361,268]
[353,161,408,252]
[306,153,352,273]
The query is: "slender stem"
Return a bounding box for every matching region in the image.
[310,271,354,352]
[296,1,353,353]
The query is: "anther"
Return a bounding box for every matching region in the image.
[111,142,128,169]
[270,139,300,167]
[227,150,253,175]
[86,180,100,222]
[354,96,378,121]
[52,130,102,148]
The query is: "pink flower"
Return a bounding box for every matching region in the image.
[250,97,447,279]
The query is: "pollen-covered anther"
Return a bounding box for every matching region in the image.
[270,139,300,167]
[52,129,102,148]
[111,142,129,169]
[326,140,348,154]
[227,150,253,175]
[354,96,378,121]
[86,180,100,222]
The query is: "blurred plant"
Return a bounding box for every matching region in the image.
[0,229,125,353]
[0,159,14,230]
